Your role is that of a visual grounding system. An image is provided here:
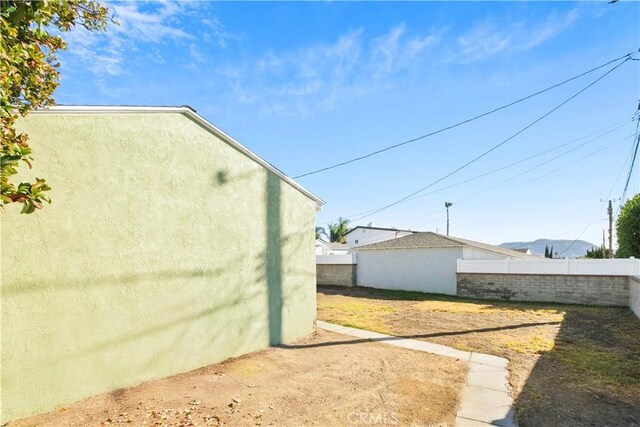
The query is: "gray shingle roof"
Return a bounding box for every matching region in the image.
[353,231,537,259]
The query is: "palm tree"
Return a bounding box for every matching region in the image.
[326,217,350,243]
[315,226,325,240]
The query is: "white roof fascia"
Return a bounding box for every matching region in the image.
[31,105,325,208]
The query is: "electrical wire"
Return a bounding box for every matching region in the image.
[349,57,632,223]
[620,117,640,202]
[295,51,636,179]
[350,130,634,238]
[558,135,638,257]
[343,120,630,221]
[402,122,632,205]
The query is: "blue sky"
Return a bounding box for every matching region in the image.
[56,1,640,247]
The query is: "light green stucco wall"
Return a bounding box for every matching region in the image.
[1,112,318,423]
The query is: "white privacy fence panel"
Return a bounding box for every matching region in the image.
[457,258,640,276]
[316,254,357,265]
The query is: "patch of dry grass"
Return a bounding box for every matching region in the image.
[318,298,397,334]
[411,300,565,322]
[503,335,556,353]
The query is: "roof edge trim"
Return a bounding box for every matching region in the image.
[354,244,464,251]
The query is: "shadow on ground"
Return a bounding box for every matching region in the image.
[514,308,640,427]
[317,285,640,427]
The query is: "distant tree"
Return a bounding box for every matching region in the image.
[1,0,113,213]
[549,246,555,259]
[315,226,325,240]
[544,245,549,258]
[584,246,612,259]
[326,217,350,243]
[616,194,640,258]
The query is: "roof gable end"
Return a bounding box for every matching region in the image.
[31,105,325,208]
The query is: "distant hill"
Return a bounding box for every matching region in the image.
[499,239,599,259]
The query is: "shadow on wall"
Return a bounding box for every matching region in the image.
[216,166,285,345]
[1,266,235,296]
[514,308,640,427]
[266,172,283,345]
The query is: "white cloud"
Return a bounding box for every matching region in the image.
[110,2,191,42]
[370,24,441,74]
[218,25,441,117]
[521,9,579,49]
[189,43,205,63]
[62,1,196,77]
[201,17,233,49]
[456,9,580,62]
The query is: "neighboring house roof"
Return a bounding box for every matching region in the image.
[32,105,325,208]
[512,248,532,254]
[328,242,349,250]
[354,231,538,259]
[345,225,417,236]
[316,240,349,250]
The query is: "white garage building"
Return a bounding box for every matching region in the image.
[354,232,535,295]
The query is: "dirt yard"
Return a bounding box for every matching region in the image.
[8,329,466,427]
[318,285,640,427]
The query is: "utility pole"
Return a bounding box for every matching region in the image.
[608,200,613,258]
[445,202,453,236]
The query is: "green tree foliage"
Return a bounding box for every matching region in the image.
[315,226,325,240]
[616,194,640,258]
[543,244,555,258]
[584,246,612,259]
[1,0,112,213]
[326,217,350,243]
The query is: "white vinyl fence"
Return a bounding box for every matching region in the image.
[316,254,356,265]
[457,258,640,276]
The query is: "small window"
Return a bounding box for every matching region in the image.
[355,240,359,244]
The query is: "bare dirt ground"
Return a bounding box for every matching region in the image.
[8,329,466,427]
[317,285,640,427]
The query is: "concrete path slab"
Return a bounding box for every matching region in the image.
[467,363,509,392]
[317,321,471,360]
[316,321,517,427]
[470,352,509,369]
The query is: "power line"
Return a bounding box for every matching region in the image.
[620,117,640,202]
[451,135,632,210]
[350,57,632,223]
[403,134,631,235]
[336,128,633,245]
[405,135,631,245]
[344,120,630,221]
[511,135,633,187]
[295,51,636,179]
[401,122,632,205]
[558,135,638,257]
[367,131,633,235]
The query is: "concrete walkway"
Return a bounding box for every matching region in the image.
[317,321,516,427]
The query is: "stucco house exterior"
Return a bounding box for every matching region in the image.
[354,232,536,295]
[1,106,324,423]
[345,224,417,247]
